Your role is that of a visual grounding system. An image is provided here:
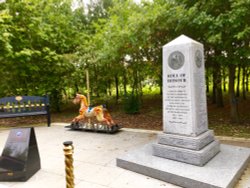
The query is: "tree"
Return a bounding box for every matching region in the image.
[0,0,249,118]
[0,0,80,110]
[175,0,250,122]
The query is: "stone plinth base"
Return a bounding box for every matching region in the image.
[117,144,250,188]
[152,130,220,166]
[159,130,215,150]
[152,140,220,166]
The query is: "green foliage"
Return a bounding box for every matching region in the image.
[0,0,84,110]
[0,0,249,114]
[123,93,140,114]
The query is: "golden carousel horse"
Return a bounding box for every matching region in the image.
[72,94,115,127]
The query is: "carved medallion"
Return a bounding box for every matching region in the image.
[168,51,185,70]
[195,50,202,68]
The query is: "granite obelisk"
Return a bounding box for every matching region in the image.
[152,35,220,166]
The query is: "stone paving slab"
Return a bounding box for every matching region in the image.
[0,124,248,188]
[117,143,250,188]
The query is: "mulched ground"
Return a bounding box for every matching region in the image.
[0,95,249,138]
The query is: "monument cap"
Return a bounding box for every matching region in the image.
[163,34,202,48]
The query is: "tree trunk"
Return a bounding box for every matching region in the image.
[93,66,99,97]
[206,76,209,93]
[211,62,224,107]
[108,79,112,96]
[159,75,163,95]
[216,69,224,107]
[138,71,144,105]
[236,66,241,97]
[246,68,249,92]
[74,83,79,93]
[138,71,143,97]
[228,65,240,123]
[51,89,61,112]
[222,67,227,92]
[132,70,138,95]
[242,66,246,100]
[123,73,127,96]
[212,68,217,104]
[115,74,119,102]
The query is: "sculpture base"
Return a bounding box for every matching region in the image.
[65,122,122,134]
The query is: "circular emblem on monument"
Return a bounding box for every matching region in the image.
[195,50,202,68]
[168,51,185,70]
[16,131,23,137]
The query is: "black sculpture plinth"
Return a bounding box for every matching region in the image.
[0,127,41,181]
[65,122,122,134]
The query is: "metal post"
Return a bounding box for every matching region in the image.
[63,141,74,188]
[86,70,91,125]
[86,70,90,107]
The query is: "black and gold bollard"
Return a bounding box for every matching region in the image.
[63,141,74,188]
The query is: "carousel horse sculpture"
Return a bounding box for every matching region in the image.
[72,94,115,128]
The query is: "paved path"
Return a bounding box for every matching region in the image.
[0,123,248,188]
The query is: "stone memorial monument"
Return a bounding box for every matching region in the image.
[152,35,220,166]
[117,35,250,188]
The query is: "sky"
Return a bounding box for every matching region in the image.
[72,0,142,10]
[0,0,142,10]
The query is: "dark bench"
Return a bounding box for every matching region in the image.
[0,95,51,127]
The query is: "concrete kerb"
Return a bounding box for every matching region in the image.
[1,123,249,144]
[119,127,250,146]
[216,135,250,142]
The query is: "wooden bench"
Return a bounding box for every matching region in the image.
[0,95,51,127]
